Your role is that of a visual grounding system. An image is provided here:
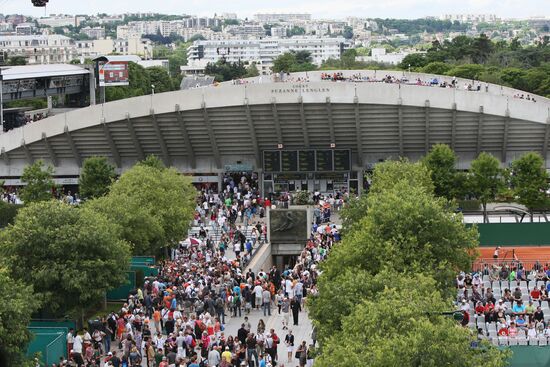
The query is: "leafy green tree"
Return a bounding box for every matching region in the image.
[7,56,27,65]
[106,62,151,102]
[510,152,549,221]
[0,201,130,317]
[421,61,452,74]
[445,64,485,79]
[343,26,353,39]
[204,59,247,82]
[314,273,509,367]
[87,163,196,256]
[245,62,260,77]
[286,26,305,37]
[469,152,503,222]
[398,53,428,69]
[0,269,40,367]
[422,144,457,200]
[79,156,117,199]
[147,66,174,92]
[20,160,55,203]
[272,51,316,73]
[312,160,477,341]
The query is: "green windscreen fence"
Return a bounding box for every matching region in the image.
[131,256,155,265]
[106,271,136,300]
[472,223,550,247]
[27,327,67,366]
[506,346,550,367]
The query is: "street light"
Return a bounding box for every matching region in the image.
[150,84,155,110]
[0,69,3,130]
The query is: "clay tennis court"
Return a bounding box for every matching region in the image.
[478,246,550,262]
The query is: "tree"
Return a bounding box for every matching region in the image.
[470,152,503,222]
[272,51,316,73]
[286,26,305,37]
[20,160,55,203]
[87,162,196,256]
[245,62,260,77]
[422,144,457,200]
[312,273,509,367]
[342,26,353,39]
[311,160,478,341]
[421,61,452,75]
[79,156,117,199]
[0,269,40,367]
[398,53,427,69]
[7,56,27,65]
[510,152,549,221]
[0,201,130,317]
[204,59,247,82]
[105,62,151,102]
[147,66,174,92]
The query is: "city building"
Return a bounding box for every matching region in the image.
[356,48,423,65]
[224,24,266,38]
[80,27,106,40]
[75,37,152,59]
[187,36,349,73]
[0,34,77,64]
[441,14,499,23]
[37,15,81,28]
[15,23,34,35]
[254,13,312,23]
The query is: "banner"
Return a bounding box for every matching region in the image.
[98,61,129,87]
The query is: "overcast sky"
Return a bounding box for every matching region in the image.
[1,0,548,19]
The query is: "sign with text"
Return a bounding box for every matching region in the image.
[263,149,351,173]
[99,61,129,87]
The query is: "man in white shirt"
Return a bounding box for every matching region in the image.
[72,333,84,366]
[254,284,264,310]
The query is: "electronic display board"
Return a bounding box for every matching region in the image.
[316,150,333,172]
[281,150,299,172]
[333,150,351,171]
[263,151,281,172]
[297,150,315,172]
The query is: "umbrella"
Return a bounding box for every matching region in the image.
[181,237,203,246]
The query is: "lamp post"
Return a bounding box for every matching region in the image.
[150,84,155,109]
[0,69,3,130]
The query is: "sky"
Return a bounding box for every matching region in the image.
[0,0,548,20]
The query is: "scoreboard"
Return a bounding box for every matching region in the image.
[263,149,350,172]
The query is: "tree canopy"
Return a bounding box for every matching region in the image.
[0,201,130,317]
[19,160,55,203]
[469,152,503,222]
[307,159,507,365]
[87,159,196,256]
[79,156,116,200]
[272,51,316,73]
[0,269,40,367]
[510,152,549,219]
[423,144,458,200]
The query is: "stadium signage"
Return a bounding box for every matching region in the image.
[271,84,331,94]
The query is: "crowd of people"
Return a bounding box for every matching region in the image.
[51,173,341,367]
[456,259,550,345]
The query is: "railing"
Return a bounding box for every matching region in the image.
[473,258,550,273]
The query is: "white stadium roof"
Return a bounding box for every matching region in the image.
[0,64,89,81]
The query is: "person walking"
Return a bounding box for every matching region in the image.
[297,341,307,367]
[284,330,294,363]
[262,287,272,316]
[290,297,301,326]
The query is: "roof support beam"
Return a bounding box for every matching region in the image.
[353,97,364,167]
[21,139,33,164]
[42,133,57,167]
[101,118,121,167]
[543,117,550,162]
[64,126,81,166]
[202,102,221,169]
[1,148,9,166]
[126,113,145,161]
[150,109,171,166]
[298,96,310,147]
[175,104,196,169]
[397,100,404,157]
[451,103,457,151]
[476,106,484,157]
[502,110,510,163]
[244,100,261,169]
[424,100,430,154]
[326,97,335,144]
[271,99,283,146]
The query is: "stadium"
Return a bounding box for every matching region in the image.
[0,69,549,195]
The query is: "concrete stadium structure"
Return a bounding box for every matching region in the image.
[0,70,549,193]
